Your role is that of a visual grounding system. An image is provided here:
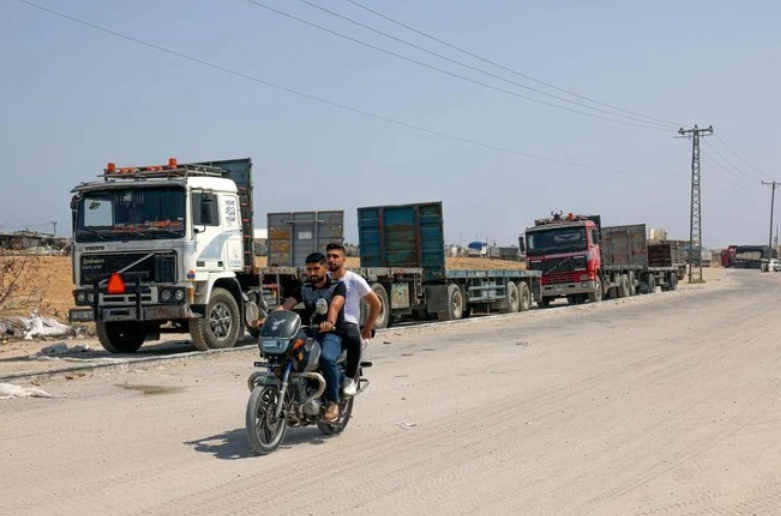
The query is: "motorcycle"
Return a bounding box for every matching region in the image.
[245,298,371,455]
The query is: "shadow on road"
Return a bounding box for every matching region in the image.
[186,426,331,460]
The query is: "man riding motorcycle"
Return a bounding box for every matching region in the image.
[272,252,346,423]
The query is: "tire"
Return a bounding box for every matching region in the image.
[189,287,241,351]
[317,397,354,436]
[538,297,552,308]
[617,274,630,298]
[645,274,656,294]
[438,284,464,321]
[517,282,532,312]
[669,273,678,291]
[500,282,520,313]
[628,272,636,296]
[96,321,145,354]
[246,385,288,455]
[364,283,390,329]
[588,276,603,303]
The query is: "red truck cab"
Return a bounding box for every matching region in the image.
[524,213,603,306]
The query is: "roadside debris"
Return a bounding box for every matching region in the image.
[0,382,59,400]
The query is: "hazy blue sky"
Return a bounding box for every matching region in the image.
[1,0,778,247]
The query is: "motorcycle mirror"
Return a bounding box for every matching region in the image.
[315,298,328,315]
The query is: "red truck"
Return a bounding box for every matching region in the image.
[523,213,680,307]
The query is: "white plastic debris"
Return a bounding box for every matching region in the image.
[397,422,418,430]
[0,383,58,400]
[21,312,74,340]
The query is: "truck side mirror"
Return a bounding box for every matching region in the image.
[518,236,526,254]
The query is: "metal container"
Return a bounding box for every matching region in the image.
[601,224,649,268]
[357,201,445,282]
[648,240,686,268]
[267,211,344,267]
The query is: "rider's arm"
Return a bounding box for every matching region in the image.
[361,291,381,335]
[327,294,345,326]
[276,285,302,311]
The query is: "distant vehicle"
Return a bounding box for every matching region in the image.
[770,258,781,272]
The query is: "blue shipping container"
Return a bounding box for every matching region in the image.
[358,202,445,282]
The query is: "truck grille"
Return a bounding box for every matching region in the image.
[80,253,177,285]
[531,256,588,275]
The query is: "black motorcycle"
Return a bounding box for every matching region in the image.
[246,299,371,455]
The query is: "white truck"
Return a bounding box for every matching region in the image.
[68,158,265,353]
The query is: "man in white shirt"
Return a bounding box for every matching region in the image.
[326,243,381,396]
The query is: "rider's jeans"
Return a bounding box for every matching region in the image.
[316,332,342,403]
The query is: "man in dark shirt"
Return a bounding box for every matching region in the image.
[275,252,346,423]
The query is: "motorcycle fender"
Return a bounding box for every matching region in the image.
[247,372,281,391]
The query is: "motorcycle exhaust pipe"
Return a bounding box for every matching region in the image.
[291,372,326,408]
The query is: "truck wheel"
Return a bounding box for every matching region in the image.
[438,284,464,321]
[96,322,145,354]
[628,272,636,296]
[500,282,520,313]
[367,283,390,329]
[645,274,656,294]
[517,282,532,312]
[189,287,241,351]
[669,273,678,291]
[588,277,603,303]
[617,274,630,298]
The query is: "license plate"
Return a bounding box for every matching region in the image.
[68,308,95,322]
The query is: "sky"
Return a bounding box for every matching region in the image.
[1,0,779,248]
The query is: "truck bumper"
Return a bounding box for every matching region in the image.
[542,279,596,298]
[68,304,196,323]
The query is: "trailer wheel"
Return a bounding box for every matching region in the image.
[438,284,464,321]
[669,273,678,291]
[517,282,532,312]
[628,272,636,296]
[500,282,520,314]
[645,274,656,294]
[588,276,603,303]
[368,283,390,329]
[617,274,630,298]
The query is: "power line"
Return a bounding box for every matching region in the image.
[703,139,761,182]
[340,0,682,128]
[700,156,752,190]
[283,0,675,130]
[713,134,769,179]
[11,0,682,179]
[240,0,671,132]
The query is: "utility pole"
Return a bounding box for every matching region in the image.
[762,181,779,258]
[50,220,58,237]
[678,124,713,283]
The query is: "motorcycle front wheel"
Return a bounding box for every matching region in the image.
[246,385,288,455]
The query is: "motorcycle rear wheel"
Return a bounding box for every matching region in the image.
[317,397,354,436]
[246,385,288,455]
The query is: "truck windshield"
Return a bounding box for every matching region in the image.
[527,227,587,256]
[75,187,186,242]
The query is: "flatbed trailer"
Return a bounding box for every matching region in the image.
[261,202,542,327]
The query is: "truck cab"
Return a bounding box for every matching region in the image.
[524,213,602,306]
[69,158,262,353]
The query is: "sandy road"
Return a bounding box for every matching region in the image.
[1,269,781,515]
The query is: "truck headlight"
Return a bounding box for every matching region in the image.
[76,291,86,304]
[174,289,185,301]
[161,289,172,302]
